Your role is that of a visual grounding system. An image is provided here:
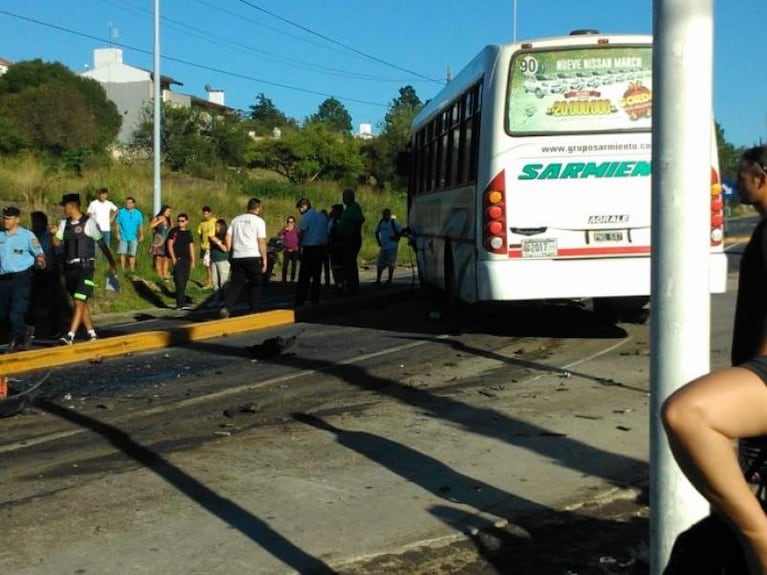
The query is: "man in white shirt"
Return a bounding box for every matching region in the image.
[86,188,118,249]
[220,198,267,317]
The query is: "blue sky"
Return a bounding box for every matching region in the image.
[0,1,761,146]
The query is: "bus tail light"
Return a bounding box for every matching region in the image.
[483,171,506,254]
[710,167,724,246]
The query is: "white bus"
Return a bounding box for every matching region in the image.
[405,31,726,319]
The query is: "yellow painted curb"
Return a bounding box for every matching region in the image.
[724,235,750,244]
[0,309,295,377]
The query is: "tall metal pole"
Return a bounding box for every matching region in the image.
[512,0,517,43]
[650,0,714,572]
[152,0,162,216]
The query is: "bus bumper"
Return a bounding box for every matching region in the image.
[476,252,728,301]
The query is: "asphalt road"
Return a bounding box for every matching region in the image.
[0,241,751,574]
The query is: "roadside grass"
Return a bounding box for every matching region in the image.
[0,155,410,314]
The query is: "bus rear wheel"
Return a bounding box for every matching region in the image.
[593,296,650,324]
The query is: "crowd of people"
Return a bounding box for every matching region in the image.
[0,186,409,350]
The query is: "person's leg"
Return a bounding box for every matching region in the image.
[322,248,330,288]
[376,249,385,283]
[291,252,298,282]
[118,240,127,270]
[81,303,94,333]
[282,252,289,282]
[0,281,12,344]
[68,300,85,336]
[243,258,263,312]
[387,250,397,283]
[663,366,767,572]
[173,259,190,308]
[205,252,213,288]
[295,252,310,306]
[223,259,245,314]
[128,240,138,272]
[8,276,32,342]
[348,242,361,294]
[307,248,322,304]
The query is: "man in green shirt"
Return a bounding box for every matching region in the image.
[338,188,365,295]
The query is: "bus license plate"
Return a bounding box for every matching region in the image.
[521,238,558,258]
[590,230,626,243]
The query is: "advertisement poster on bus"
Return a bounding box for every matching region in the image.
[507,46,652,134]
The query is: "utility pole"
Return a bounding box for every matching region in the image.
[650,0,715,572]
[512,0,518,43]
[153,0,162,216]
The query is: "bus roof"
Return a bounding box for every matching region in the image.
[412,32,652,131]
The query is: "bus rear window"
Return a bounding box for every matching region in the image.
[507,46,652,135]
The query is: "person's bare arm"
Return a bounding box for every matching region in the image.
[167,236,177,264]
[258,237,267,272]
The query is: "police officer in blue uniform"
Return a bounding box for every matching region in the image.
[0,206,45,351]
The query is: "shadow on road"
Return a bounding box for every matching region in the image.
[35,398,338,575]
[293,413,649,575]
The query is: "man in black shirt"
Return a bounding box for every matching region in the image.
[663,146,767,572]
[166,213,195,310]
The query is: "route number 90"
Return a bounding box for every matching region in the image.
[519,56,539,74]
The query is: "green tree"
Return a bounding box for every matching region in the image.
[248,93,297,136]
[715,121,740,181]
[249,122,362,185]
[209,114,253,168]
[132,103,216,172]
[307,97,352,134]
[364,85,424,190]
[0,59,121,155]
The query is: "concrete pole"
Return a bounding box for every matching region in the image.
[152,0,162,216]
[650,0,714,572]
[512,0,517,43]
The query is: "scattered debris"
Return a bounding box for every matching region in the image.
[223,403,260,418]
[214,430,232,437]
[245,329,304,359]
[574,414,602,420]
[616,425,632,431]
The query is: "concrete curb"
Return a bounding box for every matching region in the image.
[0,309,294,377]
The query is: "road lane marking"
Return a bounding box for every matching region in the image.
[0,332,633,454]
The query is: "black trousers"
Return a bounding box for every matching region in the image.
[0,271,32,338]
[282,250,298,282]
[295,245,325,305]
[173,258,191,308]
[225,257,263,313]
[342,239,362,294]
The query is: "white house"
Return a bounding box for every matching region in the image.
[0,57,12,76]
[81,48,233,144]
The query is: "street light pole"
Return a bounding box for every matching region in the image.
[650,0,715,571]
[512,0,517,43]
[153,0,162,216]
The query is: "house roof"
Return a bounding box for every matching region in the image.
[190,95,237,115]
[0,57,13,67]
[141,68,183,87]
